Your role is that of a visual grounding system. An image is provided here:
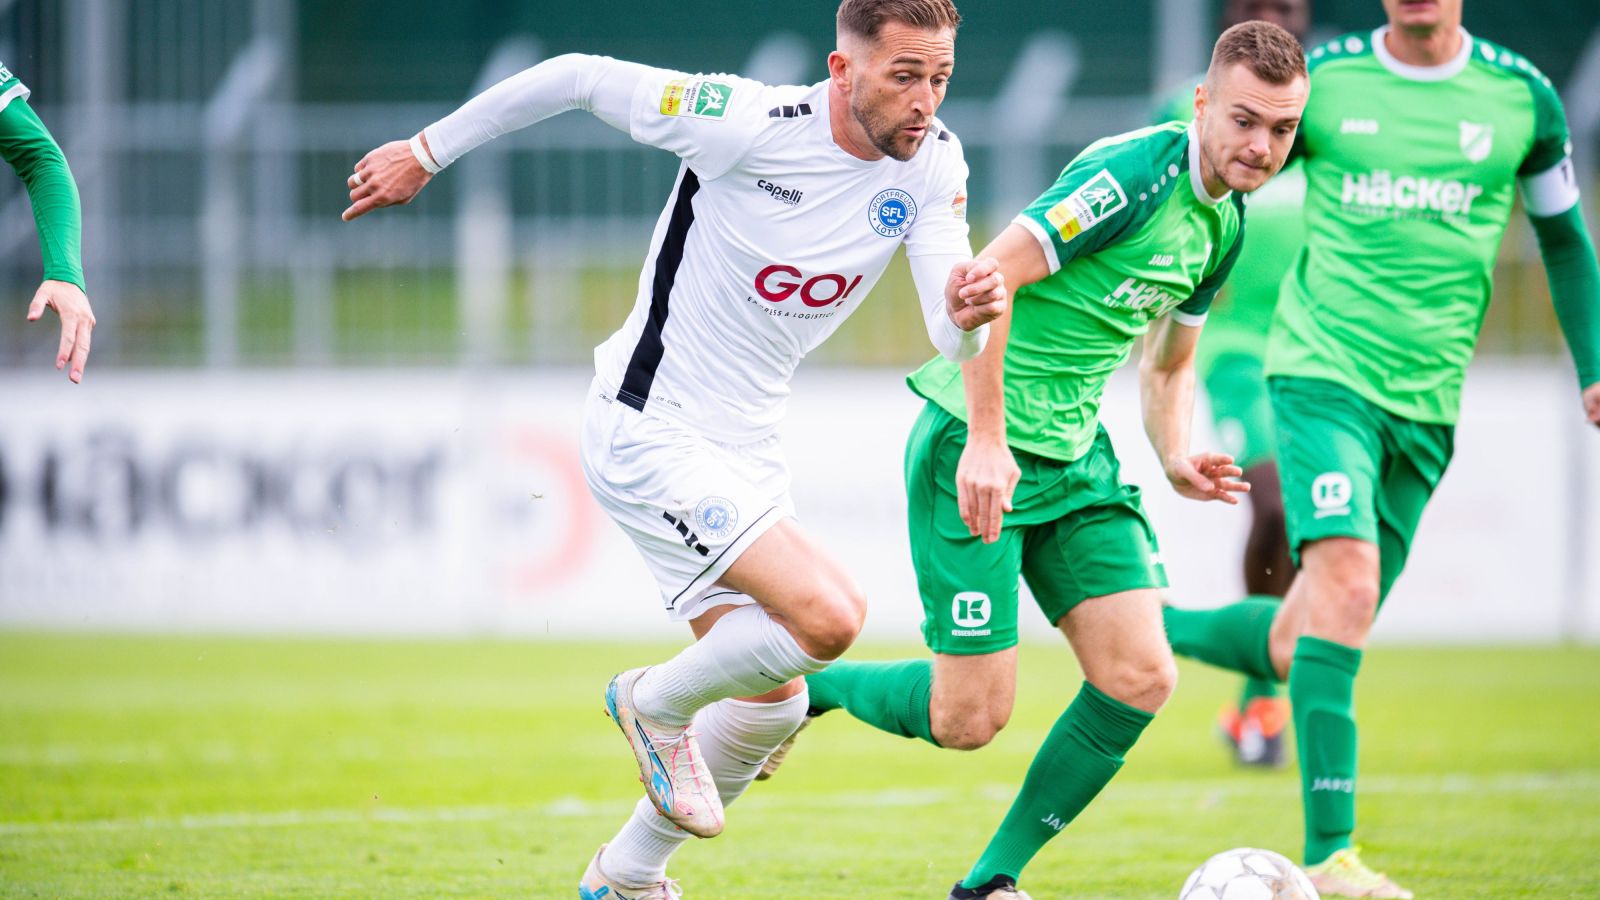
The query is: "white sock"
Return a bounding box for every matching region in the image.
[632,604,827,726]
[603,690,812,885]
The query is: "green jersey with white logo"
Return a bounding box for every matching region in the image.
[910,123,1245,462]
[1268,28,1578,424]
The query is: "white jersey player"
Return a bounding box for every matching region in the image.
[344,1,1004,895]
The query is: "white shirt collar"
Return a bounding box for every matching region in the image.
[1371,25,1474,82]
[1187,122,1230,206]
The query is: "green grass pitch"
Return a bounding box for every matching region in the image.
[1,634,1597,898]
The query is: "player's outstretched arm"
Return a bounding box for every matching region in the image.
[0,94,93,382]
[1140,316,1247,504]
[1527,203,1600,428]
[951,224,1052,543]
[343,54,760,223]
[342,54,656,222]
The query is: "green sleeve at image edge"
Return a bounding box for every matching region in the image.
[0,98,84,291]
[1531,204,1600,388]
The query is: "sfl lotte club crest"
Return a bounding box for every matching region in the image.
[868,188,917,237]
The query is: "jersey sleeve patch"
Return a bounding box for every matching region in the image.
[660,78,735,120]
[1043,169,1129,243]
[0,61,30,116]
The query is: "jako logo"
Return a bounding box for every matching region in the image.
[754,265,864,308]
[1311,776,1354,793]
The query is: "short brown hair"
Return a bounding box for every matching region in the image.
[837,0,961,41]
[1207,20,1307,85]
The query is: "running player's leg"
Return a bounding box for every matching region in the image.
[802,398,1023,749]
[584,392,859,839]
[630,518,866,728]
[1225,459,1294,764]
[956,588,1170,896]
[955,448,1170,897]
[1266,379,1440,898]
[592,603,813,891]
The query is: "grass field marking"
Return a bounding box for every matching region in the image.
[2,770,1595,837]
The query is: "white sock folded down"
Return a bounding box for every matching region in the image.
[602,689,812,886]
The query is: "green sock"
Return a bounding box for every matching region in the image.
[961,682,1153,888]
[1238,675,1280,709]
[804,659,938,746]
[1290,635,1362,866]
[1163,596,1281,683]
[1238,596,1284,709]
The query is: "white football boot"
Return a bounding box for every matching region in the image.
[604,667,724,838]
[1305,848,1414,899]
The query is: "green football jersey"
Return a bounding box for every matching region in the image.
[1268,27,1578,425]
[910,122,1245,462]
[1151,74,1307,375]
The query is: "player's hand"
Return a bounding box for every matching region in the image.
[946,256,1007,332]
[342,138,434,222]
[1165,452,1249,505]
[957,436,1021,544]
[1583,382,1600,428]
[27,279,95,383]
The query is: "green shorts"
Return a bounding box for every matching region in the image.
[1270,376,1454,601]
[905,401,1168,656]
[1203,352,1277,471]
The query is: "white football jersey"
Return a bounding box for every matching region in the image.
[593,70,971,444]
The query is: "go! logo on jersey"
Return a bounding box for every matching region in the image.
[754,264,865,308]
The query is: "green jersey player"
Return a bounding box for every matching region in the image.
[764,24,1309,898]
[0,61,95,381]
[1162,1,1600,896]
[1152,0,1312,770]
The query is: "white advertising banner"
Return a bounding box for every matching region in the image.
[1,364,1594,642]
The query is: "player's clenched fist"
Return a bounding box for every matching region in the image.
[946,255,1006,332]
[342,137,435,222]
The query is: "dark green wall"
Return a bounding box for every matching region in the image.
[300,1,1597,102]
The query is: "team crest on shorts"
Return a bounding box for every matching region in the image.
[868,188,917,237]
[694,496,739,540]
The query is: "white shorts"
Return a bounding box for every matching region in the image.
[580,384,794,622]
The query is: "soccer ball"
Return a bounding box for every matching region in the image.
[1178,848,1320,899]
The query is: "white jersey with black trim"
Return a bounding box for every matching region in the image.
[593,71,971,444]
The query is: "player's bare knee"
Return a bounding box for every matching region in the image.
[1098,654,1178,713]
[793,594,863,660]
[1328,580,1379,632]
[934,708,1003,750]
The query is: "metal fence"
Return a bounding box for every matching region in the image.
[1,1,1598,369]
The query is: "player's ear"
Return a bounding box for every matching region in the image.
[1193,81,1209,123]
[827,49,852,92]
